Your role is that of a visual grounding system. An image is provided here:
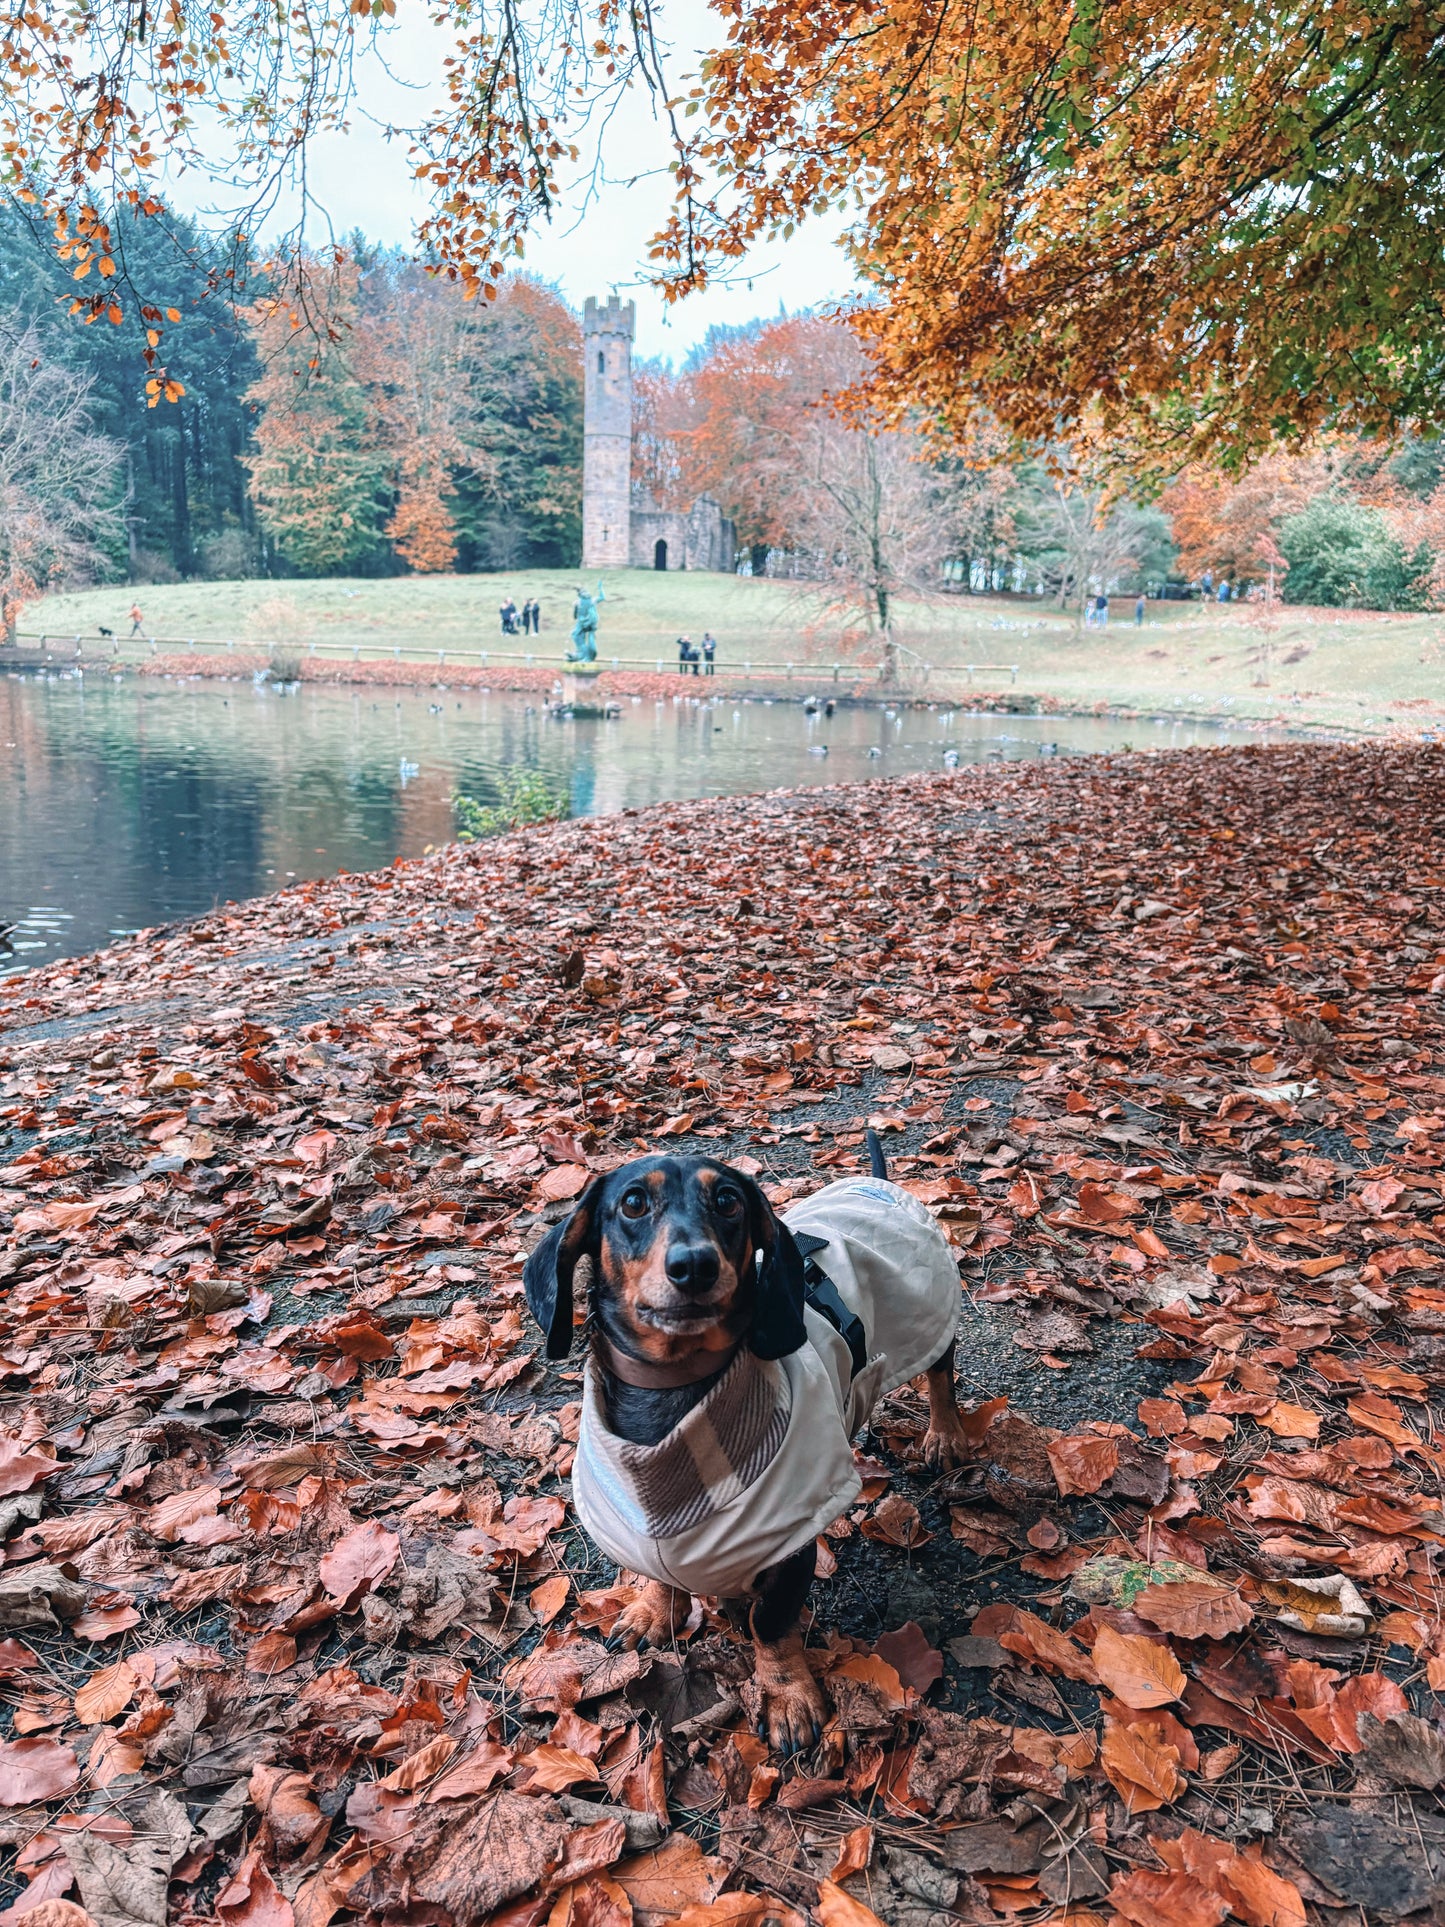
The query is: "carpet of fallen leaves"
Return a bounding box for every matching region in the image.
[2,742,1445,1927]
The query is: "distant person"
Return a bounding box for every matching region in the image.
[1218,579,1231,602]
[677,634,691,674]
[128,602,144,637]
[702,631,716,675]
[1200,569,1213,598]
[527,599,541,634]
[1095,593,1109,627]
[500,597,519,636]
[1135,594,1146,626]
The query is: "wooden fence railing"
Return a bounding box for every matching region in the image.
[14,631,1021,686]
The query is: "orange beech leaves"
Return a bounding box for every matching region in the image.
[12,0,1442,483]
[1,743,1444,1920]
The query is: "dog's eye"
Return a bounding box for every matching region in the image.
[714,1187,743,1218]
[619,1187,650,1219]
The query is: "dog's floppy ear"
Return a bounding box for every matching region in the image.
[523,1180,603,1359]
[739,1175,807,1360]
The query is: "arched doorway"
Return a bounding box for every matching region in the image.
[654,539,668,571]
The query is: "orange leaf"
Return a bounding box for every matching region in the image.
[614,1835,728,1921]
[1100,1719,1185,1812]
[524,1742,601,1791]
[1221,1852,1307,1927]
[1110,1870,1228,1927]
[538,1163,591,1202]
[1134,1581,1253,1641]
[0,1737,80,1805]
[1257,1401,1320,1440]
[817,1881,888,1927]
[530,1574,571,1625]
[1092,1626,1185,1707]
[832,1652,909,1709]
[828,1825,873,1882]
[677,1899,806,1927]
[1077,1182,1137,1223]
[1047,1434,1120,1495]
[74,1660,139,1725]
[999,1610,1099,1685]
[861,1494,930,1547]
[318,1520,399,1607]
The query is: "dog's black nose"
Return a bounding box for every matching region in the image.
[664,1242,720,1296]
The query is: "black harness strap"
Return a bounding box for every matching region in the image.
[792,1231,867,1385]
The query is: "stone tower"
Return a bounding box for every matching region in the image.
[582,294,635,569]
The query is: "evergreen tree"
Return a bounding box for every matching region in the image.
[243,263,391,576]
[0,203,258,579]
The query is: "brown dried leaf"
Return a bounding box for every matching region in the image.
[1134,1580,1253,1641]
[1047,1434,1121,1496]
[1110,1870,1229,1927]
[0,1736,80,1805]
[1092,1625,1186,1707]
[1100,1718,1186,1813]
[317,1520,399,1608]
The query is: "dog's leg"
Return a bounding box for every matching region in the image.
[608,1574,692,1651]
[749,1541,828,1755]
[919,1339,972,1468]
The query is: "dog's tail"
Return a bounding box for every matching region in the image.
[864,1127,888,1180]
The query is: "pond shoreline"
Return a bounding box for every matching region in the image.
[0,643,1368,739]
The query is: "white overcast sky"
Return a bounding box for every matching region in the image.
[170,0,858,361]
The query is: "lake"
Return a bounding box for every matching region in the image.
[1,669,1283,973]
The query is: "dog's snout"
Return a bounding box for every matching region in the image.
[664,1241,721,1296]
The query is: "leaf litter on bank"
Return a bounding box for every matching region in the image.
[1,744,1445,1922]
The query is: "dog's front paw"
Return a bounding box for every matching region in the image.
[751,1633,830,1757]
[919,1413,971,1469]
[607,1577,691,1651]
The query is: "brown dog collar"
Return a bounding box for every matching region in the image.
[595,1334,742,1390]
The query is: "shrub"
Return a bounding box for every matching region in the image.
[1279,496,1430,610]
[198,529,258,580]
[454,769,569,840]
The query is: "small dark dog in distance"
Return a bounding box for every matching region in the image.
[524,1129,969,1751]
[98,626,114,638]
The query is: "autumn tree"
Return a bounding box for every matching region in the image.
[654,316,976,676]
[444,277,582,570]
[9,1,1443,489]
[244,262,389,576]
[353,260,469,574]
[243,258,581,575]
[1017,467,1172,624]
[1161,454,1333,593]
[0,322,121,642]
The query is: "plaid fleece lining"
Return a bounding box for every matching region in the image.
[582,1349,792,1538]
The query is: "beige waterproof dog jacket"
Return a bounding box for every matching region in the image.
[571,1176,961,1597]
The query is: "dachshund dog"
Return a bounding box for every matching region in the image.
[523,1133,968,1752]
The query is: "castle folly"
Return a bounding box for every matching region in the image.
[582,295,735,573]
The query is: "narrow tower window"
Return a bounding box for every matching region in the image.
[597,350,605,375]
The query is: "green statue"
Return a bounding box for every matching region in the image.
[569,581,606,663]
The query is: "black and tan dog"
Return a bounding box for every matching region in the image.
[524,1135,969,1751]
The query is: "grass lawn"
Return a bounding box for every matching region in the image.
[25,567,1445,733]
